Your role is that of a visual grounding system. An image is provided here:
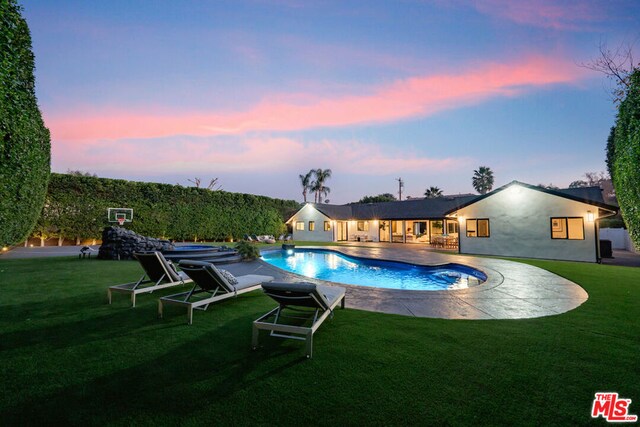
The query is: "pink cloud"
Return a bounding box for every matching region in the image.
[470,0,603,30]
[52,137,470,176]
[46,55,585,142]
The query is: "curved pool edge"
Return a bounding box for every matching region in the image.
[260,246,504,295]
[257,245,588,320]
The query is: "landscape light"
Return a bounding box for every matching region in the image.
[1,246,8,252]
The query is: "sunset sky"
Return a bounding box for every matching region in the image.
[24,0,640,203]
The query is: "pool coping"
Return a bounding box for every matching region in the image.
[250,245,589,320]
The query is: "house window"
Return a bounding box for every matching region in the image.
[551,217,584,240]
[295,221,304,231]
[309,221,315,231]
[466,219,490,237]
[324,221,331,231]
[447,222,458,234]
[357,221,369,231]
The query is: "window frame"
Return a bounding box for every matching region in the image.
[308,221,315,231]
[357,221,369,232]
[295,221,304,231]
[324,221,331,231]
[550,217,585,240]
[466,218,490,238]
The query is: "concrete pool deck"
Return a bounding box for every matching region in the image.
[0,243,591,319]
[230,245,589,320]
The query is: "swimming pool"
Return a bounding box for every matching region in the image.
[261,249,487,291]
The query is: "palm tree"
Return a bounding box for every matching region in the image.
[312,168,332,203]
[424,186,443,198]
[299,170,314,203]
[472,166,494,195]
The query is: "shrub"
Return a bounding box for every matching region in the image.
[234,240,260,260]
[0,0,51,247]
[612,70,640,250]
[34,173,299,243]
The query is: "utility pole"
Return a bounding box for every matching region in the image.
[396,177,404,201]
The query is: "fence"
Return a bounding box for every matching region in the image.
[599,228,638,253]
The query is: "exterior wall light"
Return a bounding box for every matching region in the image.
[457,216,465,224]
[587,211,595,222]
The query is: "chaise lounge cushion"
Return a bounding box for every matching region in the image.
[261,282,345,311]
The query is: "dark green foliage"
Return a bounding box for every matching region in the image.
[0,0,51,246]
[357,193,396,203]
[472,166,494,194]
[424,186,443,198]
[605,126,616,183]
[234,240,260,260]
[34,173,300,242]
[612,70,640,249]
[0,256,638,424]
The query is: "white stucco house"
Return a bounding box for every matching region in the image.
[286,181,618,263]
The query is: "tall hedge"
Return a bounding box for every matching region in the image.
[612,69,640,250]
[0,0,51,247]
[33,174,300,242]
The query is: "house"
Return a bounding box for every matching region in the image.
[287,194,477,244]
[444,181,617,263]
[286,181,618,263]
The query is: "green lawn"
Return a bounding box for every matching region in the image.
[0,255,638,426]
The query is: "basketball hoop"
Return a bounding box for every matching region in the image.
[108,207,133,226]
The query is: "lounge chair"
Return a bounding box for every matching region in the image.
[158,260,274,324]
[252,282,346,358]
[258,235,276,244]
[107,251,192,307]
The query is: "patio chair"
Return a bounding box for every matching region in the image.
[107,251,192,307]
[158,260,274,324]
[252,282,346,358]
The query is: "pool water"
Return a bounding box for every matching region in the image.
[261,249,487,291]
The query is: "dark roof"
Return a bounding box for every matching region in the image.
[443,181,618,215]
[312,204,353,220]
[302,195,477,221]
[556,186,606,204]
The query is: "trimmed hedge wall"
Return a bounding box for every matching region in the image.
[0,0,51,247]
[612,70,640,250]
[32,174,300,243]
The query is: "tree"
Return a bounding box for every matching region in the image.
[299,170,314,203]
[581,41,637,104]
[472,166,494,195]
[605,126,616,183]
[0,0,51,247]
[311,168,332,204]
[358,193,396,203]
[538,183,559,190]
[568,171,616,204]
[67,169,97,177]
[568,180,588,188]
[612,69,640,249]
[188,177,222,191]
[424,186,443,198]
